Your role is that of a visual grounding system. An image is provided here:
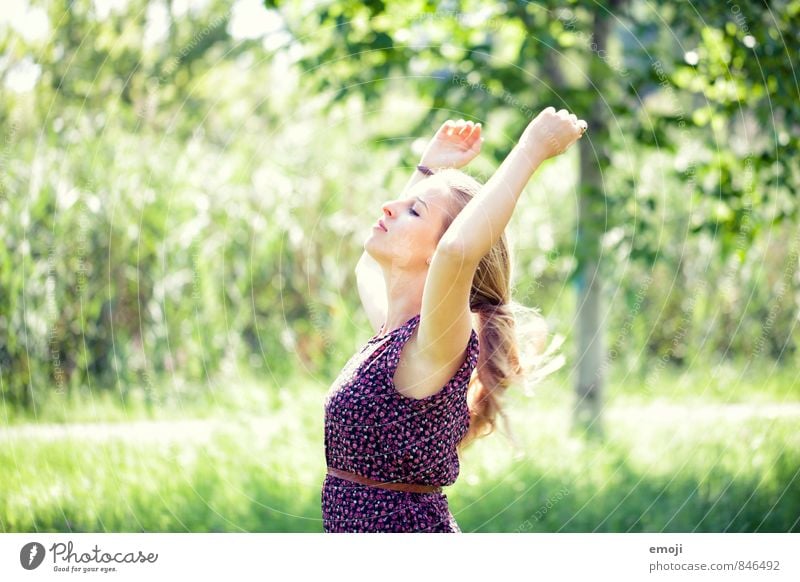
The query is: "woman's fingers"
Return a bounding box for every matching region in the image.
[438,118,485,144]
[556,110,584,139]
[463,120,477,138]
[568,113,581,138]
[471,122,481,140]
[448,119,466,137]
[440,119,455,137]
[466,122,481,146]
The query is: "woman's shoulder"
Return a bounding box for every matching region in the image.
[391,326,478,403]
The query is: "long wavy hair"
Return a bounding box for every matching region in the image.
[428,168,564,454]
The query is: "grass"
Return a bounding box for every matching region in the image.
[457,397,800,532]
[0,370,285,426]
[1,362,798,533]
[3,356,797,426]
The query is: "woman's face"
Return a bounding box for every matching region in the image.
[365,177,453,270]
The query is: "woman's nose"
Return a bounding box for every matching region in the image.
[381,201,396,217]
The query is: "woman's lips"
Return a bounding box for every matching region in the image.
[374,219,387,232]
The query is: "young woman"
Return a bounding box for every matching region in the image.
[322,107,587,532]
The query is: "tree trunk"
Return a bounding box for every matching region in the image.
[572,2,621,437]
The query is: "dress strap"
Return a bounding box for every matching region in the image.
[385,313,422,372]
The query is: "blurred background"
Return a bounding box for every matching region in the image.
[1,0,798,532]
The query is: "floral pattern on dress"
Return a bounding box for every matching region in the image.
[322,313,480,532]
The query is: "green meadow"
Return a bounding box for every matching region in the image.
[3,362,797,533]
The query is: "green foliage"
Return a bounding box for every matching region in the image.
[0,0,798,410]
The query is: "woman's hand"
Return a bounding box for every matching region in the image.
[518,107,587,164]
[419,119,483,169]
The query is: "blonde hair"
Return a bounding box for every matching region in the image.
[429,168,564,454]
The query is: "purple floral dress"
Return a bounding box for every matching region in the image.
[322,313,480,532]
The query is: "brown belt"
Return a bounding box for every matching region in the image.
[326,466,442,494]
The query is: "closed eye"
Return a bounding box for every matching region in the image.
[409,208,420,217]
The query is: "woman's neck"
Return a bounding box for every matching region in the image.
[378,264,427,335]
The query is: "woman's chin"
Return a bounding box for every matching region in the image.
[365,228,384,242]
[363,235,381,254]
[364,240,391,263]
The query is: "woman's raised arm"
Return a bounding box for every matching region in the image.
[439,107,586,261]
